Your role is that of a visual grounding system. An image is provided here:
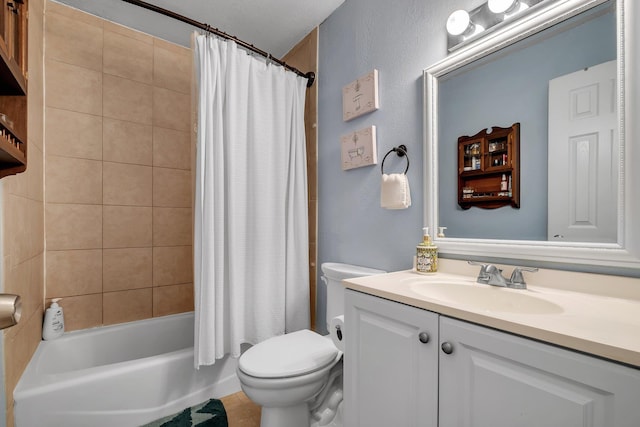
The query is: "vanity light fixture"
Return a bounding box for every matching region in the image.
[446,10,484,37]
[446,0,543,51]
[488,0,529,16]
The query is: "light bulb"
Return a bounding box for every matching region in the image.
[488,0,517,14]
[446,10,472,36]
[488,0,529,16]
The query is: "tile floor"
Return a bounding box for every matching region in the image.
[221,391,261,427]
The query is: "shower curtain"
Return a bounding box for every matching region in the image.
[193,35,310,368]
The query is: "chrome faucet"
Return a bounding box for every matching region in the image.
[507,266,539,289]
[485,264,510,287]
[468,261,538,289]
[467,261,491,284]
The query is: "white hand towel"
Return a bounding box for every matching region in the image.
[381,173,411,209]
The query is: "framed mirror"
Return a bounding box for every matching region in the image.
[423,0,640,269]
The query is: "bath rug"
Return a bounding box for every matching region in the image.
[140,398,228,427]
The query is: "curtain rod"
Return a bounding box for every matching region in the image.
[121,0,315,87]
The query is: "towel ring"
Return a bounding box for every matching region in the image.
[381,145,409,174]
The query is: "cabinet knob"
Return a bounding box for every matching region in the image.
[418,332,430,344]
[441,342,454,354]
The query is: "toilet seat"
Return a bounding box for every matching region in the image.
[239,330,339,379]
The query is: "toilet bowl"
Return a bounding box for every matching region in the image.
[236,262,385,427]
[237,330,342,427]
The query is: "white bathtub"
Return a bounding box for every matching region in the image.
[14,312,240,427]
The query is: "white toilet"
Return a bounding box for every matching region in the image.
[236,262,385,427]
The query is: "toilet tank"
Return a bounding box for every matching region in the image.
[321,262,386,331]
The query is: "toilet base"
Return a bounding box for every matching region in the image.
[261,403,309,427]
[311,371,343,427]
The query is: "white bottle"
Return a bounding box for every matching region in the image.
[43,298,64,340]
[500,174,508,191]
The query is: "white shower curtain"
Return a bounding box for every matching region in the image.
[193,35,310,368]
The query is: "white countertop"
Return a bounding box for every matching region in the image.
[344,259,640,367]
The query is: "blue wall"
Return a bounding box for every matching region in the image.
[316,0,475,332]
[315,1,632,332]
[438,10,615,241]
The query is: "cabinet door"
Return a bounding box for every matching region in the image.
[459,139,483,173]
[0,1,6,55]
[439,316,640,427]
[345,290,438,427]
[0,0,27,74]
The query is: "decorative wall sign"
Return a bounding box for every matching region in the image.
[342,69,379,121]
[341,126,377,170]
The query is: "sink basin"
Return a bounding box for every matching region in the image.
[407,280,563,314]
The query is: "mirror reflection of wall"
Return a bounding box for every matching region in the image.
[438,3,615,241]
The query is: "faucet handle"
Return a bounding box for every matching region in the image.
[467,260,489,271]
[509,267,538,287]
[467,261,490,283]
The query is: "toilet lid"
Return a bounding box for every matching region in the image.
[239,330,339,378]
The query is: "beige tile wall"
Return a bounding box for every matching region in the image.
[282,28,319,330]
[2,0,46,424]
[44,1,194,331]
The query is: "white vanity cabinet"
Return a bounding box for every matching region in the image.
[344,289,439,427]
[345,289,640,427]
[439,316,640,427]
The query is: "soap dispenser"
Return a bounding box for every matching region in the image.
[43,298,64,340]
[416,227,438,274]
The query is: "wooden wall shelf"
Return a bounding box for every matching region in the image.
[0,116,26,177]
[0,50,26,95]
[458,123,520,210]
[0,0,28,178]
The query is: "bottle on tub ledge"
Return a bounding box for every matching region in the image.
[416,227,438,274]
[42,298,64,340]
